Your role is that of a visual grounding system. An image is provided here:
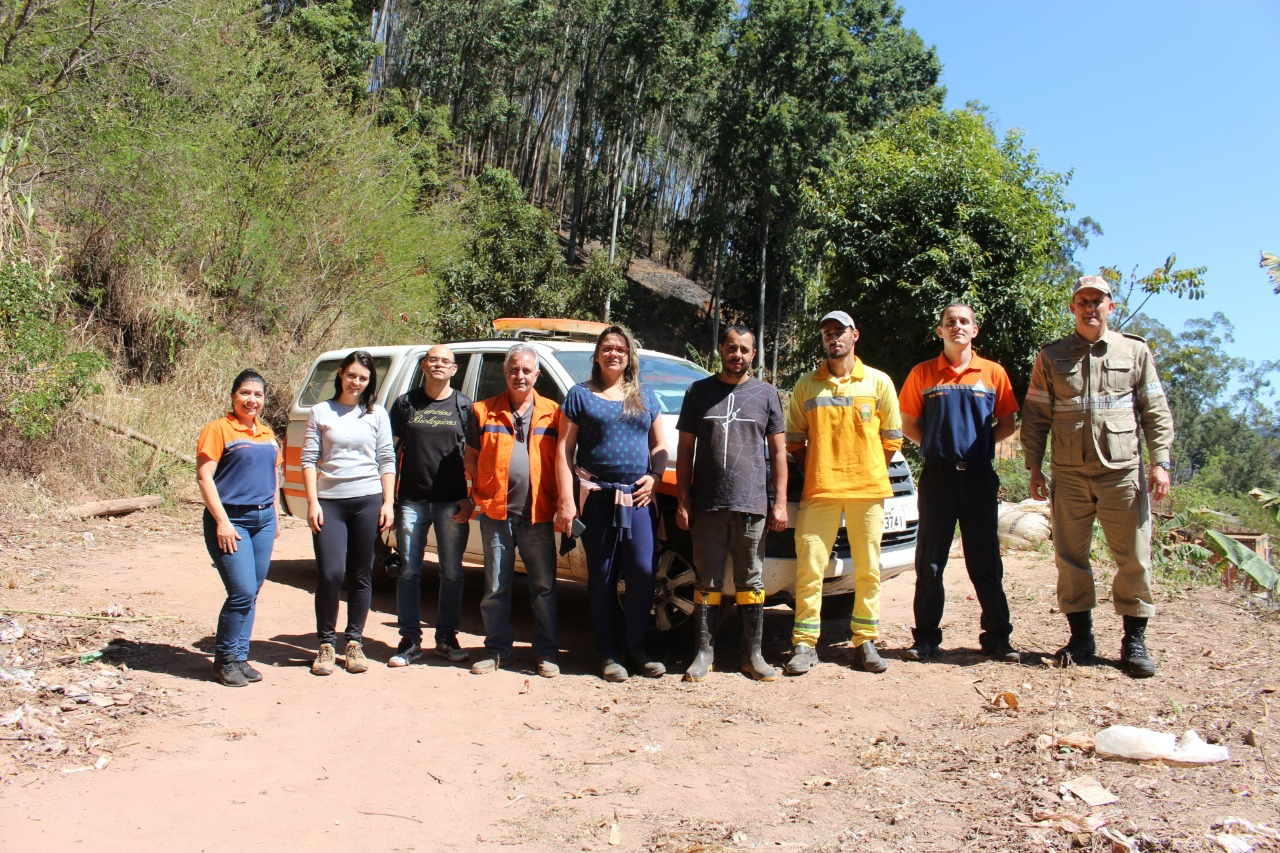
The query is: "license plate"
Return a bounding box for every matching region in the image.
[883,507,906,533]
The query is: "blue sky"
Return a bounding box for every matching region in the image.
[901,0,1279,376]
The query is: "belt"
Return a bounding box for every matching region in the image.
[924,458,985,472]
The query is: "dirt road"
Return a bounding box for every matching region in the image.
[1,509,1276,852]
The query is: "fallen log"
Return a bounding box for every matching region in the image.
[77,411,197,466]
[66,495,163,518]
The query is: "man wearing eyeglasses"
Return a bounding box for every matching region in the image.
[1021,275,1174,678]
[388,345,473,667]
[464,344,561,677]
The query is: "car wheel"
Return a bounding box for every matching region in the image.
[652,543,698,633]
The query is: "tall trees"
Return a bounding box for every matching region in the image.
[693,0,942,367]
[808,107,1070,390]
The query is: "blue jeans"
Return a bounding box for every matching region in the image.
[396,500,470,644]
[477,515,558,659]
[203,505,276,662]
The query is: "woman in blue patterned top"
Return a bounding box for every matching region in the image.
[555,326,669,681]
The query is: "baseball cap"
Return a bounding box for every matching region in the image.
[819,310,856,329]
[1072,275,1112,297]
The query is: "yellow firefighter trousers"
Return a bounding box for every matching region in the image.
[792,497,883,648]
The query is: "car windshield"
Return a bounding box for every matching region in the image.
[555,351,710,414]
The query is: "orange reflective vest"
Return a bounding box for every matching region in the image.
[471,392,560,523]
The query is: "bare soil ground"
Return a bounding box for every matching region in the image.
[1,506,1277,853]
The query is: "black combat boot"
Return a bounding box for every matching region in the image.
[1121,615,1157,678]
[1055,611,1096,666]
[738,601,776,682]
[683,596,719,682]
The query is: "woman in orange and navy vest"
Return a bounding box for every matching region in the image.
[196,369,282,688]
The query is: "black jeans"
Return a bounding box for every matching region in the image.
[312,493,381,646]
[912,460,1012,648]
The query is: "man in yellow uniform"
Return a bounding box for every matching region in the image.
[785,311,902,675]
[1021,276,1174,678]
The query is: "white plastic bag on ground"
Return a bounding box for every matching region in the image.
[1095,725,1230,763]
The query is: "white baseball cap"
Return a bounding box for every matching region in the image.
[819,310,856,329]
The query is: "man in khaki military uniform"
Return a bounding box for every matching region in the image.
[1021,275,1174,678]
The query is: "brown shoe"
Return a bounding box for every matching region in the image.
[311,643,336,676]
[852,641,888,674]
[344,641,369,674]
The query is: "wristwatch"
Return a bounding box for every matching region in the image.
[1154,461,1172,471]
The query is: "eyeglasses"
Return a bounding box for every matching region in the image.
[513,411,526,443]
[424,357,454,365]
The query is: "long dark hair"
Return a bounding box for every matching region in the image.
[332,350,378,415]
[590,325,646,419]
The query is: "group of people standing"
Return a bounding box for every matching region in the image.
[196,275,1173,687]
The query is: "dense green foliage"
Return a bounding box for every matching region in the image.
[808,107,1071,390]
[435,168,615,340]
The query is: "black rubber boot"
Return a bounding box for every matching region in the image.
[1121,615,1157,678]
[739,602,776,682]
[683,601,719,682]
[1055,611,1096,666]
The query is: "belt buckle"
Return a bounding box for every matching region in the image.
[954,461,967,471]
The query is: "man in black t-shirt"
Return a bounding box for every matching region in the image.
[387,345,473,667]
[675,327,787,682]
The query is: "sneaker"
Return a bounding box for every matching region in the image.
[983,641,1021,663]
[784,644,818,676]
[470,656,502,675]
[344,641,369,674]
[536,658,560,678]
[903,643,941,662]
[434,638,470,663]
[236,660,264,682]
[311,643,336,676]
[388,641,422,668]
[600,659,629,682]
[212,661,248,687]
[852,641,888,673]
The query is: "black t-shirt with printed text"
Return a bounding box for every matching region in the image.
[389,387,471,503]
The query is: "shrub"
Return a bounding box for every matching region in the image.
[0,261,105,438]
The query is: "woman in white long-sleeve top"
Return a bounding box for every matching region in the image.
[300,350,395,675]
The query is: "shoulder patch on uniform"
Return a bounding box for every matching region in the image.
[1121,332,1148,343]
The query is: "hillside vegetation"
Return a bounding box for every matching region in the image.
[0,0,1276,545]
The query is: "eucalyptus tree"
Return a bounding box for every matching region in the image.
[694,0,941,370]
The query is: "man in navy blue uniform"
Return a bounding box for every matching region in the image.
[898,303,1020,662]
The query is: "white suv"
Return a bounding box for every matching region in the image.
[281,319,918,633]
